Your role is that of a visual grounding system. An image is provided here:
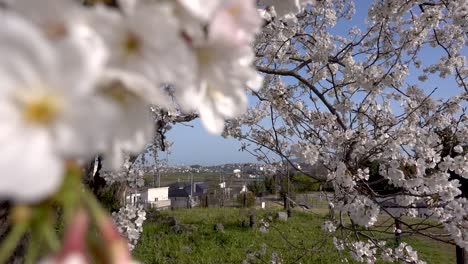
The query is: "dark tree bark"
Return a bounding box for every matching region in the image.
[249,214,256,228]
[457,247,468,264]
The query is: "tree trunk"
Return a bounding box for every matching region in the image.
[283,195,292,217]
[283,194,287,210]
[328,204,335,220]
[456,246,468,264]
[249,215,256,228]
[287,208,292,218]
[395,218,402,244]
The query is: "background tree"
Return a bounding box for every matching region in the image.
[226,0,468,262]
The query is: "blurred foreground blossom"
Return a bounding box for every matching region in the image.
[39,210,90,264]
[0,0,263,201]
[0,13,113,202]
[0,0,264,261]
[258,0,316,17]
[176,0,262,134]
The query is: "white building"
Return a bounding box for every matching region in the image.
[127,187,171,209]
[127,192,141,205]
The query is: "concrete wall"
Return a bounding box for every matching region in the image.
[128,187,171,208]
[146,187,169,202]
[147,200,171,209]
[171,197,190,209]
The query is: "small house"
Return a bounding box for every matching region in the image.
[141,187,171,209]
[168,182,208,209]
[127,187,171,209]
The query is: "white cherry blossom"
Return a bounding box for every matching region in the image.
[96,69,170,170]
[176,0,221,22]
[0,13,112,201]
[177,0,262,134]
[89,2,195,90]
[258,0,316,17]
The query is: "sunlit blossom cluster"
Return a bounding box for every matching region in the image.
[112,204,146,251]
[340,195,380,227]
[333,239,426,264]
[100,153,145,188]
[322,220,337,233]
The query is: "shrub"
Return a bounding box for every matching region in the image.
[291,174,321,193]
[96,183,122,213]
[247,181,266,196]
[237,191,255,207]
[264,176,277,194]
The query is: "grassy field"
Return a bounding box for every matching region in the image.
[146,172,234,188]
[132,208,455,264]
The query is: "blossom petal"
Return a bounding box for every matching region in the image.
[199,102,225,134]
[177,0,221,21]
[0,130,63,202]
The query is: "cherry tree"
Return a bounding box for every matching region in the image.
[227,0,467,263]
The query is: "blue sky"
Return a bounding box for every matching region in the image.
[166,119,256,165]
[165,1,466,166]
[165,2,368,166]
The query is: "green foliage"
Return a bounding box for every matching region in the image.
[247,181,266,196]
[236,191,255,207]
[263,176,276,194]
[95,183,122,213]
[291,174,321,193]
[145,207,162,222]
[143,174,154,187]
[278,176,295,200]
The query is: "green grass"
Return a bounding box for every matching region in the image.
[400,236,455,264]
[133,208,343,264]
[133,208,455,264]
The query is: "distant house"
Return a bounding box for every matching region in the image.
[126,187,171,209]
[168,182,208,209]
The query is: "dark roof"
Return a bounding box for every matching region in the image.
[168,182,186,189]
[168,182,208,197]
[194,182,208,191]
[169,188,189,197]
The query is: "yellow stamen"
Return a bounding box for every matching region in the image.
[196,48,213,65]
[43,22,68,40]
[227,5,241,16]
[100,81,138,106]
[23,95,60,124]
[122,32,141,56]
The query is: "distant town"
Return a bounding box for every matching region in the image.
[157,162,265,175]
[126,162,270,210]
